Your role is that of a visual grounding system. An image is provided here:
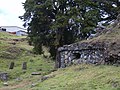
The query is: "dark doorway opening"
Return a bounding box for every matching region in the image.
[73,53,81,59]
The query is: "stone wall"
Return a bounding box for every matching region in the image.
[55,42,105,68]
[55,14,120,68]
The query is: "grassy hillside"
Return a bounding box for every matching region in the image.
[1,64,120,90]
[32,64,120,90]
[91,24,120,44]
[0,21,120,90]
[0,32,54,90]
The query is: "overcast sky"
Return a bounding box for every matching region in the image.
[0,0,26,28]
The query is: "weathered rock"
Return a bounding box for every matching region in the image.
[56,42,105,68]
[31,83,37,88]
[3,82,8,86]
[41,76,49,81]
[56,40,120,68]
[9,62,14,69]
[0,73,8,81]
[15,77,22,82]
[31,72,41,75]
[41,75,55,82]
[22,62,27,70]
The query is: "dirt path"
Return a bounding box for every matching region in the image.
[0,80,32,90]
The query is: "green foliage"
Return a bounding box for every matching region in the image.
[20,0,120,57]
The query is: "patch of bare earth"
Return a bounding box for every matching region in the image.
[0,80,32,90]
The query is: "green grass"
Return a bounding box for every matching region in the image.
[0,55,54,89]
[1,64,120,90]
[0,24,120,90]
[0,32,28,51]
[0,32,26,39]
[0,32,55,90]
[81,23,120,43]
[32,64,120,90]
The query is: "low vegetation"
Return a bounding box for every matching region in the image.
[0,22,120,90]
[0,32,54,90]
[33,64,120,90]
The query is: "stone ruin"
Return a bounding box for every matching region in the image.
[55,42,105,68]
[55,14,120,68]
[55,41,120,68]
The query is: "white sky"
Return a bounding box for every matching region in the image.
[0,0,26,28]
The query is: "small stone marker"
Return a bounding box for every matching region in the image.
[22,62,27,70]
[9,62,14,69]
[0,73,8,81]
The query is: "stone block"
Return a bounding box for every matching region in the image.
[0,73,8,81]
[31,72,41,75]
[22,62,27,70]
[9,62,14,69]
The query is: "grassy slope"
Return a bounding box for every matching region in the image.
[31,23,120,90]
[0,22,120,90]
[33,65,120,90]
[0,32,54,90]
[92,24,120,43]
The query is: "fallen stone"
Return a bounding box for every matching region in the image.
[0,73,8,81]
[41,76,49,81]
[41,75,55,82]
[31,72,41,75]
[31,83,37,88]
[3,82,8,86]
[15,77,22,82]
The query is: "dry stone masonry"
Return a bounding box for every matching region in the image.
[55,15,120,68]
[56,42,105,68]
[56,40,120,68]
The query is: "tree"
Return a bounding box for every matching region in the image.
[20,0,120,58]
